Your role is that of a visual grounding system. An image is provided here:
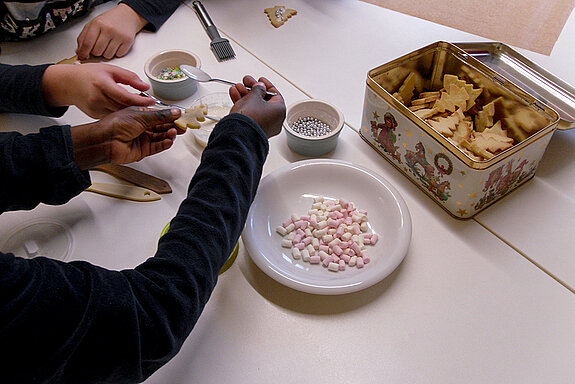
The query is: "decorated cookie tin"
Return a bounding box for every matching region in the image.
[360,41,574,218]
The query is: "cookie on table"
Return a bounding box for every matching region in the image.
[265,6,297,28]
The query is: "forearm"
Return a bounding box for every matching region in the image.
[0,63,68,116]
[0,114,269,383]
[120,0,182,31]
[41,64,81,109]
[69,121,111,170]
[131,113,269,369]
[0,126,91,213]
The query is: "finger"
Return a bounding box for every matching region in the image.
[148,138,175,156]
[141,108,181,125]
[115,41,132,58]
[148,127,178,141]
[173,125,187,135]
[249,82,267,98]
[111,66,151,92]
[76,26,99,60]
[148,119,185,135]
[258,76,282,101]
[107,90,155,109]
[258,76,279,94]
[132,94,156,107]
[229,86,242,103]
[103,38,122,60]
[148,122,178,133]
[90,33,112,57]
[237,83,249,96]
[242,75,258,88]
[102,83,155,108]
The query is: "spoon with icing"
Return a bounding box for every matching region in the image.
[180,64,277,97]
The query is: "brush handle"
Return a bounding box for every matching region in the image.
[192,1,221,40]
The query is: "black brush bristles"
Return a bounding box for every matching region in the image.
[210,37,235,61]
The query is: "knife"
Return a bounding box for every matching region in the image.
[86,182,161,202]
[91,164,172,194]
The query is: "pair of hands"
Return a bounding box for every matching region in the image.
[50,2,287,169]
[42,4,153,118]
[70,75,285,170]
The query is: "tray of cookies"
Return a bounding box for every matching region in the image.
[360,41,571,218]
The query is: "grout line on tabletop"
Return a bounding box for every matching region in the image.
[221,33,312,96]
[473,217,575,295]
[210,17,571,295]
[184,1,573,296]
[183,2,313,97]
[344,122,360,133]
[183,2,361,137]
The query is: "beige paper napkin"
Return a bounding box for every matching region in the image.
[361,0,575,55]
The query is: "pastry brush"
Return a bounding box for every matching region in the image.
[192,1,236,61]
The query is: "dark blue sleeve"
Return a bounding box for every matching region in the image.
[120,0,182,31]
[0,125,91,212]
[0,63,68,116]
[0,113,269,384]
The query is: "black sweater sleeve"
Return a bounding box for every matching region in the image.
[121,0,182,31]
[0,63,89,211]
[0,63,68,116]
[0,113,269,384]
[0,126,91,212]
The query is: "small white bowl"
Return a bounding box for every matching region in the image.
[188,92,232,148]
[144,50,201,101]
[283,99,344,156]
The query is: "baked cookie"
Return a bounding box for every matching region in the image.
[265,6,297,28]
[174,104,208,130]
[57,54,107,64]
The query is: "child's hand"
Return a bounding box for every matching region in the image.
[229,76,285,138]
[70,107,182,170]
[76,4,147,60]
[42,63,155,118]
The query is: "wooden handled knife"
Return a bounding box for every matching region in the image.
[91,164,172,194]
[86,182,161,202]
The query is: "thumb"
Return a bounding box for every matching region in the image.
[142,108,180,124]
[250,82,267,98]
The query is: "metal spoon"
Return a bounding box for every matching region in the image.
[180,65,278,97]
[140,91,220,122]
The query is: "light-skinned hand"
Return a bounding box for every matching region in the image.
[76,4,148,60]
[42,63,155,118]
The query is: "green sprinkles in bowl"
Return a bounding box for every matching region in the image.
[157,66,186,80]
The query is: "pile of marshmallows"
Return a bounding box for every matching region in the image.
[276,196,379,272]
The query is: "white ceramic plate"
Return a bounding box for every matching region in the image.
[243,159,412,295]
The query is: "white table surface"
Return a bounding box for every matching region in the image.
[197,0,575,291]
[1,2,575,383]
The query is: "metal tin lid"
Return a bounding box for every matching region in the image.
[454,42,575,130]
